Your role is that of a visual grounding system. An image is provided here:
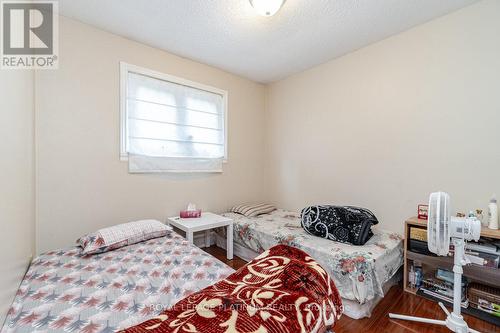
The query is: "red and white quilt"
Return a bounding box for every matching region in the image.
[121,245,343,333]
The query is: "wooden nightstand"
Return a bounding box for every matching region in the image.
[167,212,233,260]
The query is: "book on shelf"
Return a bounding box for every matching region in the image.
[475,299,500,317]
[419,288,469,308]
[421,275,468,307]
[436,268,465,285]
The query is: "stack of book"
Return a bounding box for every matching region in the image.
[419,269,469,308]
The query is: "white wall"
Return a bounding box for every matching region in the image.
[34,0,500,253]
[35,17,267,253]
[0,70,35,324]
[266,0,500,233]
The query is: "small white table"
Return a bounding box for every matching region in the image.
[167,212,234,260]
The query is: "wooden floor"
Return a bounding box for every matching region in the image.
[204,246,500,333]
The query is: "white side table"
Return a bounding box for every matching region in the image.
[167,212,233,260]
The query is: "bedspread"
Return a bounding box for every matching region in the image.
[120,245,343,333]
[219,209,403,304]
[2,233,234,333]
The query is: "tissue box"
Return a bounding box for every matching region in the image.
[180,210,202,218]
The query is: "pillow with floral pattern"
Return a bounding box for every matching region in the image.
[77,219,172,255]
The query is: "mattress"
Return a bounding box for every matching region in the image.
[215,233,401,319]
[1,233,234,333]
[218,209,404,305]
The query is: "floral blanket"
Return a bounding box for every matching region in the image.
[219,209,403,304]
[120,245,343,333]
[1,233,234,333]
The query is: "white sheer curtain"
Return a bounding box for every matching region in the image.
[125,71,225,173]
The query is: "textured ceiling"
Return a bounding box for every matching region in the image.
[58,0,478,83]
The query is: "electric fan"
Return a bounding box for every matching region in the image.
[389,192,482,333]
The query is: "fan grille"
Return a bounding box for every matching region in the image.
[427,192,450,256]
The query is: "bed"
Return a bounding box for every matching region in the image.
[120,245,343,333]
[1,232,234,333]
[215,209,404,319]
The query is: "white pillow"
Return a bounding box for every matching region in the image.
[77,220,172,255]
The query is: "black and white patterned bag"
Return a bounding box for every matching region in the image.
[300,206,378,245]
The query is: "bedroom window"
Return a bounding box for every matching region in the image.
[120,62,228,173]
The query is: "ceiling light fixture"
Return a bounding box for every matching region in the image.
[249,0,286,17]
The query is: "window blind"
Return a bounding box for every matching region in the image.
[123,69,226,173]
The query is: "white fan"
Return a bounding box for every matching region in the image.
[389,192,482,333]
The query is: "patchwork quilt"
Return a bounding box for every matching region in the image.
[219,209,404,304]
[120,245,343,333]
[1,233,234,333]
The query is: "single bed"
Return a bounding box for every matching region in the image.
[215,209,404,319]
[1,232,234,333]
[120,245,343,333]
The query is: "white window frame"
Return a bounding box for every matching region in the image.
[119,62,228,162]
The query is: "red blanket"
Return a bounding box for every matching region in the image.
[121,245,343,333]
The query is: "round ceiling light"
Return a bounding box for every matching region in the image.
[249,0,286,17]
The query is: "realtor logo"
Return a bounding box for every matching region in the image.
[1,0,58,69]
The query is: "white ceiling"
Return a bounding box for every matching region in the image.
[58,0,478,83]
